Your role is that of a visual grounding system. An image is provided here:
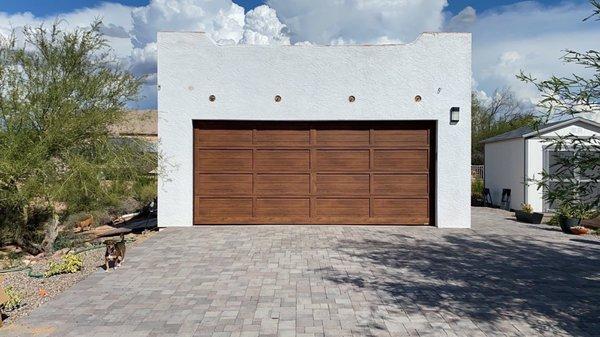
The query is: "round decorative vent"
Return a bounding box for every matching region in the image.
[414,95,422,102]
[349,95,356,102]
[209,95,216,102]
[275,95,282,102]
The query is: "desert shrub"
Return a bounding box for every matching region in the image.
[133,178,158,206]
[52,229,84,251]
[0,21,156,256]
[44,253,83,277]
[2,286,23,311]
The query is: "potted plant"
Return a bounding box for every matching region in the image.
[556,205,581,233]
[556,204,596,234]
[515,203,544,224]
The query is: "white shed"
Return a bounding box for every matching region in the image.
[483,117,600,212]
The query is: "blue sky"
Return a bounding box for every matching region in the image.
[0,0,597,108]
[0,0,567,16]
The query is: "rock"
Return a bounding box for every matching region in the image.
[51,248,71,258]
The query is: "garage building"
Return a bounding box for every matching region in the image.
[157,32,471,228]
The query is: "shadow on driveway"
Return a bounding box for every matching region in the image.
[318,231,599,336]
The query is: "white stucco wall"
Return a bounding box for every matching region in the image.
[157,31,472,228]
[484,138,525,210]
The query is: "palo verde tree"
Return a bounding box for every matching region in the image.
[0,21,156,254]
[518,0,600,220]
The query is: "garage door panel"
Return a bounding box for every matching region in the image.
[373,130,429,147]
[316,198,370,217]
[195,174,253,196]
[195,198,253,218]
[193,121,434,225]
[254,130,310,146]
[256,198,310,217]
[373,149,428,172]
[315,150,370,171]
[196,149,253,172]
[195,129,253,147]
[372,198,429,220]
[315,174,370,195]
[255,174,310,195]
[372,174,428,196]
[255,150,310,172]
[315,130,370,146]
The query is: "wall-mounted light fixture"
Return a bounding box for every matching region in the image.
[414,95,422,102]
[209,95,216,102]
[275,95,282,102]
[450,107,460,124]
[348,95,356,102]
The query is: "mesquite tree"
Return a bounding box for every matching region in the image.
[0,21,156,254]
[518,0,600,219]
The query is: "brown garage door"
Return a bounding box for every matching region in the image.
[193,121,435,225]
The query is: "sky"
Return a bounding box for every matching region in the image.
[0,0,598,109]
[0,0,568,16]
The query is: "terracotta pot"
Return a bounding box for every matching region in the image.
[570,226,590,235]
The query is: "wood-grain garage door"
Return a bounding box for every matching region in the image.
[193,121,435,225]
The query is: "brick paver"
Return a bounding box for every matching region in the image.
[4,208,600,336]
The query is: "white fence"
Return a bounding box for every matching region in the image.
[471,165,484,180]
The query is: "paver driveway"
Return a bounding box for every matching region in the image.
[4,208,600,337]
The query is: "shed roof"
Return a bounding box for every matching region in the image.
[481,117,600,144]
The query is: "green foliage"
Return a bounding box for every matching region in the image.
[2,286,23,311]
[0,21,157,254]
[518,0,599,220]
[133,178,158,206]
[471,178,484,197]
[546,214,560,226]
[44,253,83,277]
[537,136,599,219]
[53,228,83,252]
[471,89,536,164]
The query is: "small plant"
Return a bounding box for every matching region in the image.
[2,286,23,311]
[546,214,560,226]
[557,203,596,221]
[471,178,485,206]
[521,203,534,214]
[44,253,83,277]
[471,178,484,196]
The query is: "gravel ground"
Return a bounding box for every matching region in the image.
[1,231,156,324]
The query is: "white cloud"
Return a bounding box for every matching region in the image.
[446,6,476,32]
[241,5,290,45]
[1,0,599,110]
[267,0,448,45]
[448,1,600,104]
[130,0,246,47]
